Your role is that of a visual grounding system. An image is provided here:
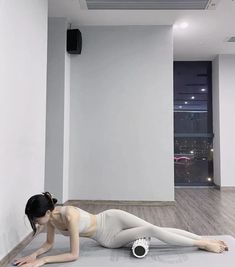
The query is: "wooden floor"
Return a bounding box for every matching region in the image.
[67,188,235,238]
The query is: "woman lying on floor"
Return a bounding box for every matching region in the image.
[14,192,228,266]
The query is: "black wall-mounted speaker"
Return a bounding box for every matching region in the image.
[67,29,82,54]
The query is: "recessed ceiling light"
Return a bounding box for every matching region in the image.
[179,22,189,29]
[191,96,195,99]
[185,101,188,104]
[179,105,183,109]
[201,88,206,92]
[173,22,189,30]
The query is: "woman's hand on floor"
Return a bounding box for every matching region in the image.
[13,253,37,266]
[16,258,46,267]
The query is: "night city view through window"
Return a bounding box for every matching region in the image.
[174,62,213,186]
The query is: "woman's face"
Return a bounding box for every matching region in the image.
[34,211,51,225]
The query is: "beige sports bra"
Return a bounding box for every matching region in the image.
[55,206,92,236]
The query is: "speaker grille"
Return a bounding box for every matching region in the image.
[67,29,82,55]
[84,0,219,10]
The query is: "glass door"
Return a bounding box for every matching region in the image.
[174,61,213,186]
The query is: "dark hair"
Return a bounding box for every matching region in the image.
[25,192,58,235]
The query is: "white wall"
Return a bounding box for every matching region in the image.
[0,0,48,260]
[45,18,70,203]
[63,51,71,203]
[70,26,174,201]
[213,55,235,187]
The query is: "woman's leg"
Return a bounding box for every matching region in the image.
[105,210,198,247]
[114,210,202,240]
[109,225,198,248]
[162,228,227,248]
[162,227,202,240]
[105,209,227,253]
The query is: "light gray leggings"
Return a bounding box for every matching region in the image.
[91,209,202,248]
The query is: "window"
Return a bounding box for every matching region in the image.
[174,61,213,185]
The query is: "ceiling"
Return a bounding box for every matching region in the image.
[48,0,235,60]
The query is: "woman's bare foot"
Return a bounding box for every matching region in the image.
[195,240,227,253]
[204,239,228,251]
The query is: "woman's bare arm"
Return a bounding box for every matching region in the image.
[14,222,55,266]
[33,222,55,257]
[42,207,80,264]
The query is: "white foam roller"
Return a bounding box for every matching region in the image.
[131,237,151,258]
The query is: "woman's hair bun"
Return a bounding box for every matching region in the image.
[42,192,58,205]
